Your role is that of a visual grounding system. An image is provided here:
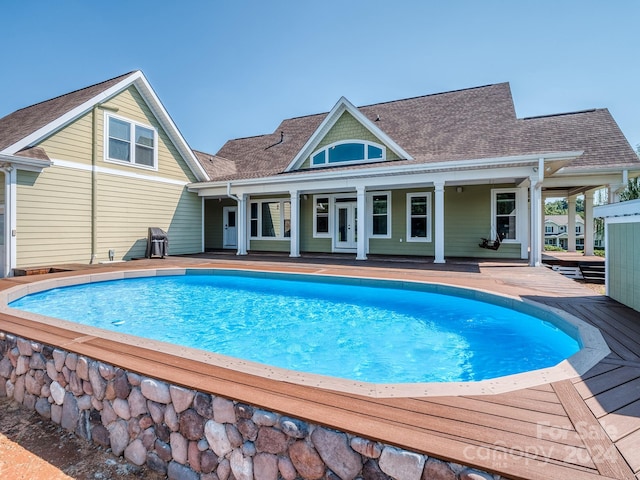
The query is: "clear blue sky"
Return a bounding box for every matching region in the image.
[1,1,639,155]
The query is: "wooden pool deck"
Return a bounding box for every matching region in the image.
[1,254,639,480]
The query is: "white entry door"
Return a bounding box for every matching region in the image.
[222,206,238,249]
[335,202,357,251]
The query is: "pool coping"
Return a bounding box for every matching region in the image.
[0,266,611,398]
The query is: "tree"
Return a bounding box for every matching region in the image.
[620,177,640,202]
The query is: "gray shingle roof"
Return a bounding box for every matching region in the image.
[0,72,135,153]
[205,83,639,181]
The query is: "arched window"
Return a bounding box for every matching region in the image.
[310,140,385,167]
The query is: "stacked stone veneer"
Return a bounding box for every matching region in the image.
[0,332,502,480]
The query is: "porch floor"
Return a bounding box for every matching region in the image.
[1,253,639,480]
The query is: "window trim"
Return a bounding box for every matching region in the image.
[249,198,291,240]
[491,188,520,243]
[367,191,392,239]
[406,192,432,242]
[104,113,158,170]
[309,140,386,168]
[313,195,332,238]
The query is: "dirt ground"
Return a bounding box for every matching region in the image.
[0,397,165,480]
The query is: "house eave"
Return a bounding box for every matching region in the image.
[0,153,52,172]
[189,151,583,193]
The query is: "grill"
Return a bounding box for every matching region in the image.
[145,227,168,258]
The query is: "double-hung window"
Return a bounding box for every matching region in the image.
[406,192,431,242]
[369,192,391,238]
[313,196,330,237]
[106,115,157,168]
[250,199,291,239]
[492,189,519,241]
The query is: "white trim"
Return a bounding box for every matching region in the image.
[599,214,640,225]
[285,96,414,172]
[1,71,209,182]
[0,153,52,171]
[192,151,583,193]
[310,140,386,168]
[491,187,521,243]
[594,198,640,218]
[104,112,159,171]
[249,197,291,240]
[312,194,332,238]
[406,192,432,243]
[50,158,189,186]
[367,191,392,239]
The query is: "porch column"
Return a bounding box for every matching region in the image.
[567,195,577,252]
[356,186,367,260]
[434,181,445,264]
[3,167,16,277]
[584,191,594,256]
[289,190,300,258]
[236,194,248,255]
[530,178,543,266]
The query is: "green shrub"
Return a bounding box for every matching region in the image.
[544,245,565,252]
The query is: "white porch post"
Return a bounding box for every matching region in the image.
[356,186,367,260]
[434,181,445,264]
[567,195,577,252]
[530,177,543,267]
[289,190,300,258]
[584,191,594,256]
[3,167,16,277]
[237,194,248,255]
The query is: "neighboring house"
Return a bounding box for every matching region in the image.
[544,214,586,249]
[0,71,209,277]
[189,83,640,266]
[594,199,640,313]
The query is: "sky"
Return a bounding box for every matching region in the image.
[1,1,639,155]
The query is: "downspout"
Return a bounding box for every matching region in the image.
[226,182,246,255]
[1,165,14,277]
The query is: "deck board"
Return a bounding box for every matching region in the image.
[1,254,639,479]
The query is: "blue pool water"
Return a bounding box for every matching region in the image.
[9,273,580,383]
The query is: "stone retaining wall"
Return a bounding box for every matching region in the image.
[0,332,502,480]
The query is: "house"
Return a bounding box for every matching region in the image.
[1,73,638,277]
[189,83,640,265]
[0,71,209,277]
[544,214,586,249]
[594,199,640,313]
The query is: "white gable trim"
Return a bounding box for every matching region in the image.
[1,71,209,182]
[284,96,413,172]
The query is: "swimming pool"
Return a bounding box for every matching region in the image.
[7,269,584,385]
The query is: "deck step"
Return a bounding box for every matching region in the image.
[550,264,584,279]
[578,262,606,284]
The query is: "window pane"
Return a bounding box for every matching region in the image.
[411,196,427,215]
[328,143,365,163]
[368,145,383,159]
[312,151,325,165]
[250,220,258,237]
[316,216,328,233]
[136,126,154,147]
[261,202,278,237]
[373,216,387,235]
[283,202,291,238]
[496,193,516,215]
[109,118,130,141]
[316,198,329,214]
[411,217,427,238]
[497,216,516,240]
[135,145,154,166]
[372,195,387,214]
[109,138,130,161]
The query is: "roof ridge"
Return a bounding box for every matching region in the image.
[522,108,599,120]
[357,82,509,109]
[10,71,137,114]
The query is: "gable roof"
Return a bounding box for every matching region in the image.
[0,71,209,181]
[545,215,584,226]
[202,82,639,182]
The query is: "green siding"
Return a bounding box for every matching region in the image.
[608,222,640,312]
[300,196,332,253]
[204,198,236,250]
[249,239,290,252]
[299,111,400,169]
[14,86,203,268]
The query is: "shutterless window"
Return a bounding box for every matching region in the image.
[371,194,389,236]
[251,200,291,239]
[315,197,329,235]
[310,141,386,167]
[495,192,516,240]
[107,115,156,168]
[407,193,431,242]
